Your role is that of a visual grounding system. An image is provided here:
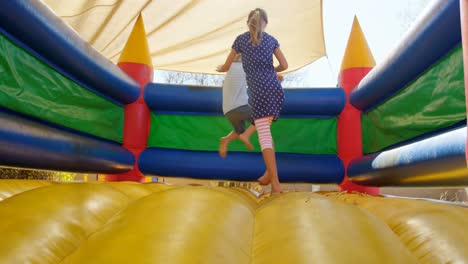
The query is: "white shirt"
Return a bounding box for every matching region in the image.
[222,62,248,114]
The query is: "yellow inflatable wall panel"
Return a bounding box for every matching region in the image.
[0,180,466,264]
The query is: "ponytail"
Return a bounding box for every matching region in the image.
[248,8,268,46]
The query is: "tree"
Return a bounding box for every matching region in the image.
[53,172,76,181]
[159,69,307,88]
[0,167,77,181]
[189,73,224,86]
[282,70,305,88]
[162,71,190,84]
[159,70,225,86]
[0,167,55,180]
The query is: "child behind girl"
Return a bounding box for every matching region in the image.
[218,54,256,158]
[217,8,288,194]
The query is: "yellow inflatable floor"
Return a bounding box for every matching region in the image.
[0,180,466,264]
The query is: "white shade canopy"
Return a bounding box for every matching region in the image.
[42,0,326,74]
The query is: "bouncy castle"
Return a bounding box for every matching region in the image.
[0,0,467,263]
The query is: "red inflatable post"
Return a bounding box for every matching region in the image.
[106,15,153,182]
[337,17,379,194]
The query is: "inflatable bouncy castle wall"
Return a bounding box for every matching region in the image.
[0,0,467,263]
[1,0,467,190]
[347,0,468,188]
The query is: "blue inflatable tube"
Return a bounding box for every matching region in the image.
[348,127,468,186]
[144,83,345,117]
[0,110,135,173]
[350,0,462,111]
[0,0,140,105]
[139,148,344,183]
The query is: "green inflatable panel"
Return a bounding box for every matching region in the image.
[148,113,337,155]
[0,34,124,142]
[362,45,466,153]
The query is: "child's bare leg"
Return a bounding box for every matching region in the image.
[255,117,282,194]
[239,125,256,150]
[262,148,282,193]
[219,131,238,158]
[255,117,275,185]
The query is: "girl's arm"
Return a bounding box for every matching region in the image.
[216,49,237,72]
[274,48,288,72]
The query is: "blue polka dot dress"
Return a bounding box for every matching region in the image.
[232,32,285,121]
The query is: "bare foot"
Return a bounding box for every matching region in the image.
[271,181,283,194]
[239,133,254,150]
[257,171,270,185]
[219,137,229,158]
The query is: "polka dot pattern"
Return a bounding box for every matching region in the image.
[232,32,285,121]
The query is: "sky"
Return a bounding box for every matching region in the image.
[154,0,432,87]
[291,0,432,87]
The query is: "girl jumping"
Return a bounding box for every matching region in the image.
[217,8,288,194]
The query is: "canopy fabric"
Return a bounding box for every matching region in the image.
[41,0,326,74]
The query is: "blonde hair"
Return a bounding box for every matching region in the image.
[248,8,268,46]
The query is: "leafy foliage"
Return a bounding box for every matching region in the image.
[0,167,77,181]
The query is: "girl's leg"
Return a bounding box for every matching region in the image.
[219,131,239,158]
[262,149,282,193]
[256,117,274,186]
[255,117,282,193]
